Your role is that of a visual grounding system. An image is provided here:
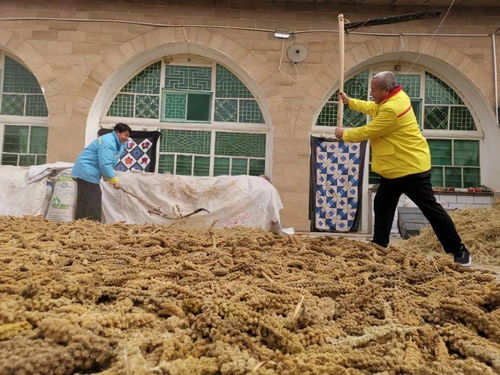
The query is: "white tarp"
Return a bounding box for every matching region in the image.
[0,165,51,216]
[0,165,283,231]
[102,171,283,231]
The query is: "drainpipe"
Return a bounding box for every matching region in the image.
[493,32,499,126]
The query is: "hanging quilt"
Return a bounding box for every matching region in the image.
[309,137,367,232]
[97,129,161,173]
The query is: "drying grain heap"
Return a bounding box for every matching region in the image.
[0,216,499,375]
[396,204,500,266]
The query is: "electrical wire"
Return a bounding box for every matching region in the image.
[405,0,456,73]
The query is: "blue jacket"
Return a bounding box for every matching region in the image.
[72,132,126,184]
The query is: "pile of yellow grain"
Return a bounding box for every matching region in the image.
[0,216,498,374]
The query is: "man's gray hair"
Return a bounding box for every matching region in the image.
[373,71,396,90]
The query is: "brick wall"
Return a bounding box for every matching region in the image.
[0,0,499,230]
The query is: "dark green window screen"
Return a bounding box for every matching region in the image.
[428,139,452,165]
[249,159,265,176]
[162,90,211,122]
[216,64,253,98]
[160,129,211,154]
[122,62,160,94]
[215,132,266,157]
[187,93,211,121]
[176,155,192,175]
[166,65,212,91]
[214,157,230,176]
[231,158,248,175]
[3,125,29,153]
[428,138,480,187]
[29,126,48,154]
[3,56,42,94]
[454,140,479,166]
[158,154,174,174]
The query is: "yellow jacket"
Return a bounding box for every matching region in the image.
[343,86,431,179]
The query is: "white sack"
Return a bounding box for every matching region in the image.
[45,173,77,222]
[0,165,50,216]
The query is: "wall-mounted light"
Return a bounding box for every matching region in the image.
[274,30,290,39]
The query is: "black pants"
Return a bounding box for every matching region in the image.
[373,170,462,255]
[75,178,102,222]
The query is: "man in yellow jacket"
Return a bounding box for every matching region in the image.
[335,71,471,266]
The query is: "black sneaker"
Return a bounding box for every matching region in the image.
[453,246,472,267]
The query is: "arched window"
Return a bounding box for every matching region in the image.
[0,54,48,166]
[315,68,481,188]
[103,56,268,177]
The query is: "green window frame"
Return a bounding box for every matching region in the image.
[105,59,268,177]
[0,56,48,117]
[157,129,266,177]
[428,139,480,188]
[1,125,48,166]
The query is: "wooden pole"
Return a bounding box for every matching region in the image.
[337,14,345,129]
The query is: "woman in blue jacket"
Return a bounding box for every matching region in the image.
[72,122,131,221]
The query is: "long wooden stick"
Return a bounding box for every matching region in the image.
[337,14,345,129]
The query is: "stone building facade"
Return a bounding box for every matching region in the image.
[0,0,498,231]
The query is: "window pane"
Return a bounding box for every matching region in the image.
[186,93,211,121]
[454,140,479,167]
[396,74,421,98]
[425,72,463,105]
[3,125,29,153]
[26,95,48,117]
[194,156,210,176]
[216,64,253,98]
[411,99,422,127]
[238,99,264,123]
[368,170,381,185]
[331,70,368,100]
[164,93,187,120]
[1,153,18,165]
[135,95,159,119]
[214,157,229,176]
[158,154,174,174]
[430,166,444,187]
[249,159,265,176]
[231,158,248,175]
[316,103,337,126]
[19,154,36,166]
[445,167,462,188]
[215,132,266,157]
[450,106,476,131]
[428,139,451,165]
[463,168,480,188]
[176,155,192,175]
[3,56,42,94]
[214,99,238,122]
[107,94,134,117]
[1,94,25,116]
[166,66,212,91]
[343,108,366,128]
[424,106,448,130]
[29,126,48,154]
[122,62,160,94]
[160,129,211,155]
[36,154,47,165]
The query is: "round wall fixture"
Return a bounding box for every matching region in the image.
[287,44,308,63]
